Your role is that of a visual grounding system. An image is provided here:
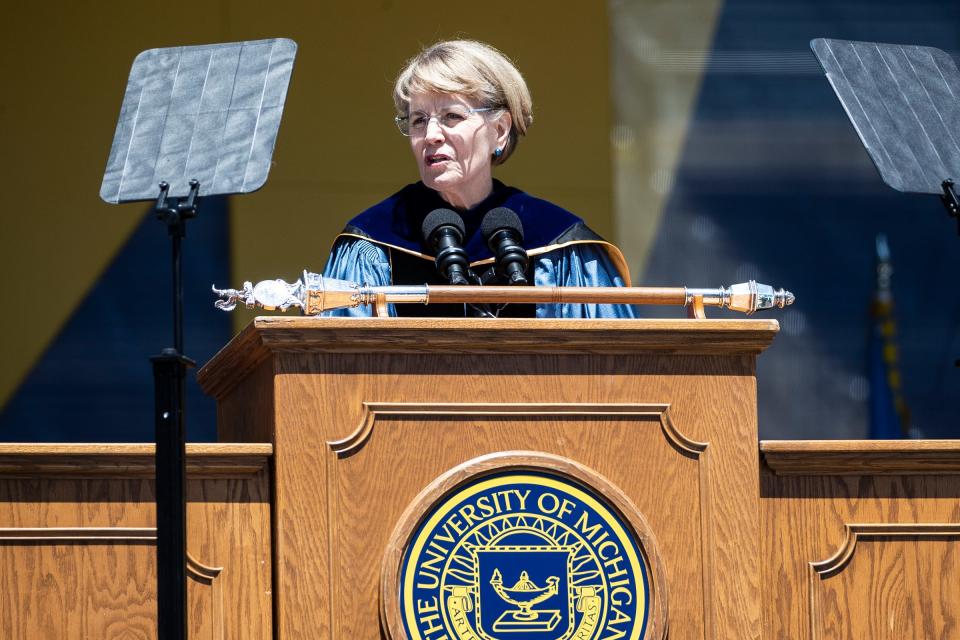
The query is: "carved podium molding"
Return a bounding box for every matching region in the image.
[328,402,706,457]
[807,523,960,639]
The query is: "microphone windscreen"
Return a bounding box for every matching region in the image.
[480,207,524,242]
[422,208,465,240]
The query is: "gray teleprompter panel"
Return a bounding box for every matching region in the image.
[101,38,297,204]
[811,38,960,195]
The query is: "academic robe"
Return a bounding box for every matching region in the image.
[322,181,638,318]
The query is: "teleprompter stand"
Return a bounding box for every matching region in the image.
[100,38,297,640]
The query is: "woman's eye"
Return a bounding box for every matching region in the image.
[443,111,466,124]
[410,115,428,128]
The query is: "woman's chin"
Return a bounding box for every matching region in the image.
[421,173,462,193]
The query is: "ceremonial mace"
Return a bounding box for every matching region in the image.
[212,272,794,318]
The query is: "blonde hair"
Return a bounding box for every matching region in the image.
[393,40,533,165]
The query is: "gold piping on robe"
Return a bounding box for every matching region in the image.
[330,233,633,287]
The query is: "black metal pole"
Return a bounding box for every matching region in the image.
[173,231,184,353]
[152,347,189,640]
[942,179,960,235]
[152,181,198,640]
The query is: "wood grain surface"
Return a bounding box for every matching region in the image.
[809,524,960,640]
[761,452,960,640]
[0,443,272,477]
[197,317,779,399]
[392,284,688,305]
[203,319,769,639]
[0,444,273,640]
[762,440,960,475]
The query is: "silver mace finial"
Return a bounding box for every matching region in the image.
[686,280,795,315]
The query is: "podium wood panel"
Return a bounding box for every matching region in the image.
[330,404,704,638]
[0,444,272,640]
[760,442,960,640]
[199,317,777,639]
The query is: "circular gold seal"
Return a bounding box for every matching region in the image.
[381,452,667,640]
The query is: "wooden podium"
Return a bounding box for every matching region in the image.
[2,317,957,638]
[197,316,779,639]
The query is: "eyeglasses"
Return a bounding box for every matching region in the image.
[395,106,494,136]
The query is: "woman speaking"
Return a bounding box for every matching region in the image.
[323,40,636,318]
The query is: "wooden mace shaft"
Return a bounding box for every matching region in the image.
[382,285,689,306]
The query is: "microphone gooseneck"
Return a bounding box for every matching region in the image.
[422,209,470,285]
[481,207,529,285]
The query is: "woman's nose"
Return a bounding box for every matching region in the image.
[425,118,445,143]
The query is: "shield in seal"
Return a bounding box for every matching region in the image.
[475,546,573,640]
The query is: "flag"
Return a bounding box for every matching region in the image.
[868,234,910,438]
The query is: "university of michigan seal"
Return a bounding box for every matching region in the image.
[383,453,666,640]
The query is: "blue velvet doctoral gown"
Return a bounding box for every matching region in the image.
[322,181,638,318]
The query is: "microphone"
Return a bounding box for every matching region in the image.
[422,209,470,285]
[481,207,529,285]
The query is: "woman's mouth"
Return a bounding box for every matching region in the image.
[426,154,451,166]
